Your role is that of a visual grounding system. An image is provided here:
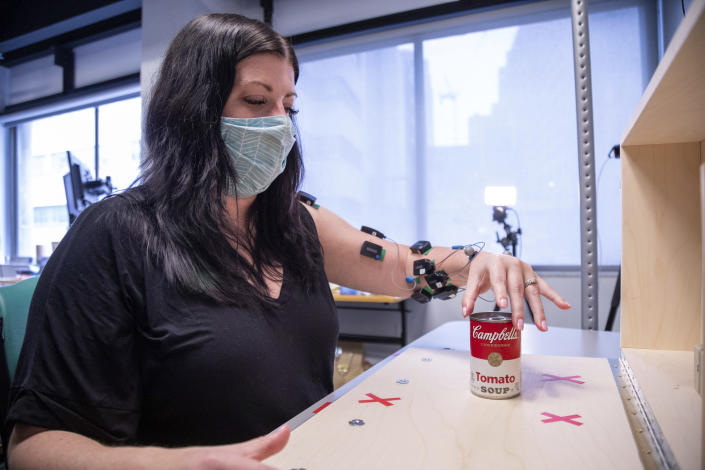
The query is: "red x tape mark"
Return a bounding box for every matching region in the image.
[541,412,583,426]
[358,393,401,407]
[541,374,585,384]
[313,401,332,414]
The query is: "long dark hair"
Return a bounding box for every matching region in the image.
[121,14,321,309]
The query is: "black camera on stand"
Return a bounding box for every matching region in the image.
[492,206,522,257]
[490,206,532,322]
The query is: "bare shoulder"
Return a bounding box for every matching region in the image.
[298,201,350,232]
[9,423,50,449]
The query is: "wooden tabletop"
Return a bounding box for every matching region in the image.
[287,321,621,432]
[268,344,640,469]
[332,294,404,303]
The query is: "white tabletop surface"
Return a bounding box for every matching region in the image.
[410,320,621,357]
[287,321,621,430]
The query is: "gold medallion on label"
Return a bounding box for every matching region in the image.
[488,352,503,367]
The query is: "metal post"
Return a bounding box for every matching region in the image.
[400,300,407,346]
[570,0,599,330]
[94,106,100,178]
[414,39,427,240]
[53,46,75,93]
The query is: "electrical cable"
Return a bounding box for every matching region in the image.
[595,155,609,264]
[596,147,619,265]
[386,237,417,293]
[458,244,495,306]
[448,241,495,304]
[384,236,496,306]
[445,242,485,276]
[436,248,463,269]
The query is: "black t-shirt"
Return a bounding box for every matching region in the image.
[6,195,338,447]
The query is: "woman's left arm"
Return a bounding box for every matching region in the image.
[303,204,570,331]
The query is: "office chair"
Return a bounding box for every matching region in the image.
[0,276,39,383]
[0,276,39,466]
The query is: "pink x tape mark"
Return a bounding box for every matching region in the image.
[358,393,401,407]
[541,412,583,426]
[541,374,585,384]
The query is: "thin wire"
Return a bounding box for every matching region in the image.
[386,237,416,293]
[436,248,463,269]
[476,239,495,304]
[446,286,491,303]
[385,239,493,304]
[446,241,485,276]
[595,152,614,265]
[682,0,686,15]
[448,242,494,304]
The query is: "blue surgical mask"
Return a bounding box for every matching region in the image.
[220,115,296,198]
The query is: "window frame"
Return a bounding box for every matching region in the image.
[292,0,655,270]
[1,83,140,259]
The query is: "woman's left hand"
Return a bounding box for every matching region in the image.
[461,252,571,331]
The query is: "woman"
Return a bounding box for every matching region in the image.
[6,13,570,469]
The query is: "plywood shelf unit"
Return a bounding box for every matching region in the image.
[620,0,705,467]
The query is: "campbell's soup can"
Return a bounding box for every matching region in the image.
[470,311,521,399]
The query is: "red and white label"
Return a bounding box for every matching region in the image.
[470,317,521,399]
[470,324,520,360]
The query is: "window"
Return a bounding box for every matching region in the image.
[423,18,579,264]
[296,44,417,241]
[14,95,141,258]
[16,108,95,258]
[295,0,653,266]
[98,97,142,190]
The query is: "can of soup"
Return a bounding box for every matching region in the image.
[470,311,521,399]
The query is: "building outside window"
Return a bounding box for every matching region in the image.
[13,96,141,259]
[5,1,652,267]
[295,0,652,267]
[295,44,417,244]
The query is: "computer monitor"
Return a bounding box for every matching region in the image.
[63,151,113,224]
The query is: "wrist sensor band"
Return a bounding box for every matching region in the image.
[425,270,449,290]
[412,288,433,304]
[410,240,432,255]
[413,259,435,276]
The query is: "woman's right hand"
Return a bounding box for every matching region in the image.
[9,423,291,470]
[182,424,291,470]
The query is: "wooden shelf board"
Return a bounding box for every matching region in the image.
[620,143,702,350]
[622,0,705,146]
[622,348,702,470]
